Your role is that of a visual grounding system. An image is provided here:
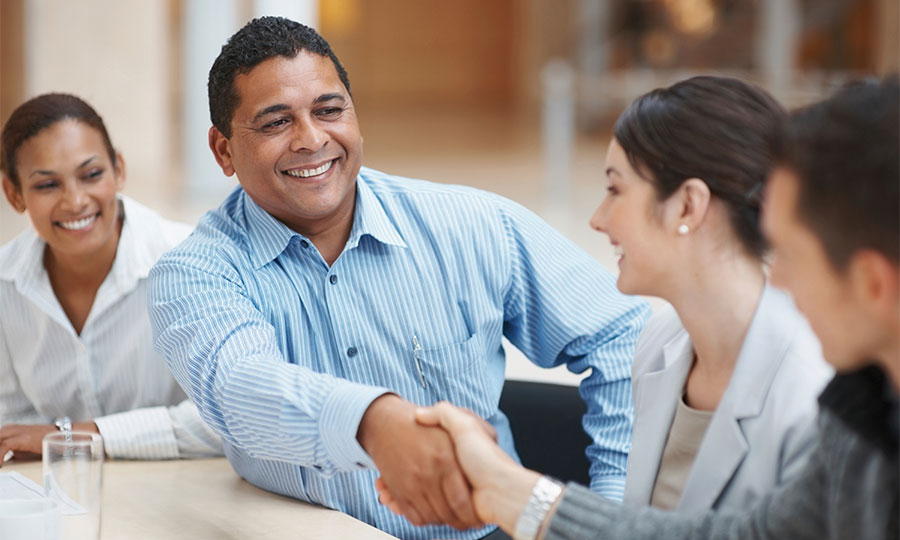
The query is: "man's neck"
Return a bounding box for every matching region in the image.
[309,223,353,266]
[876,341,900,394]
[286,191,357,267]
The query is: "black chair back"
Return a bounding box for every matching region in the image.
[498,379,592,486]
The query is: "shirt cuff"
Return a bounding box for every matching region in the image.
[318,382,391,472]
[590,475,626,502]
[94,406,179,460]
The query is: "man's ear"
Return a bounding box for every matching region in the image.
[209,126,236,177]
[2,176,25,213]
[848,249,900,331]
[668,178,711,233]
[113,152,127,191]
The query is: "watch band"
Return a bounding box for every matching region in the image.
[54,416,73,443]
[514,476,564,540]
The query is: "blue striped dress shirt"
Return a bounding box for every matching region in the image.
[149,167,649,540]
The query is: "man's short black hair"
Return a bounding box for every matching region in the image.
[783,76,899,270]
[208,16,351,138]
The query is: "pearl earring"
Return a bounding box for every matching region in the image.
[677,224,690,235]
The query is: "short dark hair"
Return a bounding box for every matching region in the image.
[781,76,899,269]
[208,16,351,138]
[1,93,116,189]
[614,76,788,259]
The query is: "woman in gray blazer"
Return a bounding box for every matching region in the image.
[598,77,832,513]
[624,285,830,512]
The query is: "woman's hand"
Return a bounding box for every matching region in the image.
[375,402,542,533]
[0,421,100,466]
[0,424,57,464]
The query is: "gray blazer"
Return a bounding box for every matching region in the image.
[623,285,833,513]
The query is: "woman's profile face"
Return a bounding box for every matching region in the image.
[590,138,678,296]
[7,119,123,260]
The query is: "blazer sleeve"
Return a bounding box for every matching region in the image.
[544,434,830,540]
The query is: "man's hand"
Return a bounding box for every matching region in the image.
[377,401,544,533]
[358,394,483,530]
[0,422,100,467]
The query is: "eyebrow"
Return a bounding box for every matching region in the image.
[605,166,619,178]
[78,156,97,169]
[252,104,291,123]
[28,156,97,178]
[314,93,346,105]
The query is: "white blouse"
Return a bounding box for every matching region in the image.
[0,196,222,459]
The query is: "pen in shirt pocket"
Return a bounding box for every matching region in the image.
[411,335,426,389]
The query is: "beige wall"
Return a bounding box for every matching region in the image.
[322,0,520,110]
[878,0,900,74]
[25,0,172,203]
[1,0,172,244]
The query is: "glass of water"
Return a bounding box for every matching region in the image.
[43,432,104,540]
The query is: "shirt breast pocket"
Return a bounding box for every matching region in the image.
[415,333,493,419]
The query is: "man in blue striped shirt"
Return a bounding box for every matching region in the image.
[149,16,649,540]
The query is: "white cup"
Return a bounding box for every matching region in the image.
[0,498,62,540]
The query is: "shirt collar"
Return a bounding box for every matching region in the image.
[242,191,298,269]
[242,173,407,269]
[112,196,161,282]
[0,196,155,281]
[0,226,44,284]
[0,196,154,320]
[347,173,407,250]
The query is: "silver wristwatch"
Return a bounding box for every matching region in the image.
[514,476,564,540]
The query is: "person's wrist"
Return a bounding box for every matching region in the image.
[357,393,404,453]
[512,475,564,540]
[535,486,566,540]
[478,462,542,532]
[72,421,99,434]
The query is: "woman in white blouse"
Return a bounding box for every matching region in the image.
[0,93,222,461]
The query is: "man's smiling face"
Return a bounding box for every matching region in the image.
[209,51,363,236]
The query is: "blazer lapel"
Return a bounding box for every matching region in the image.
[677,285,798,512]
[624,330,694,505]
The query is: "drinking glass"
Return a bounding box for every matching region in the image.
[43,431,104,540]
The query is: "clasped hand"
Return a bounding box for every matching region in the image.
[369,399,542,532]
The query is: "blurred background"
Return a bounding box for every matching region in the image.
[1,0,897,382]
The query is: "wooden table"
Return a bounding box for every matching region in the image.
[6,458,398,539]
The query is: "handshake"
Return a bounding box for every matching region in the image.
[358,394,546,534]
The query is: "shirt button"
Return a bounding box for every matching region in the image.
[355,462,366,469]
[313,465,323,471]
[347,347,358,358]
[300,240,309,248]
[329,274,337,285]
